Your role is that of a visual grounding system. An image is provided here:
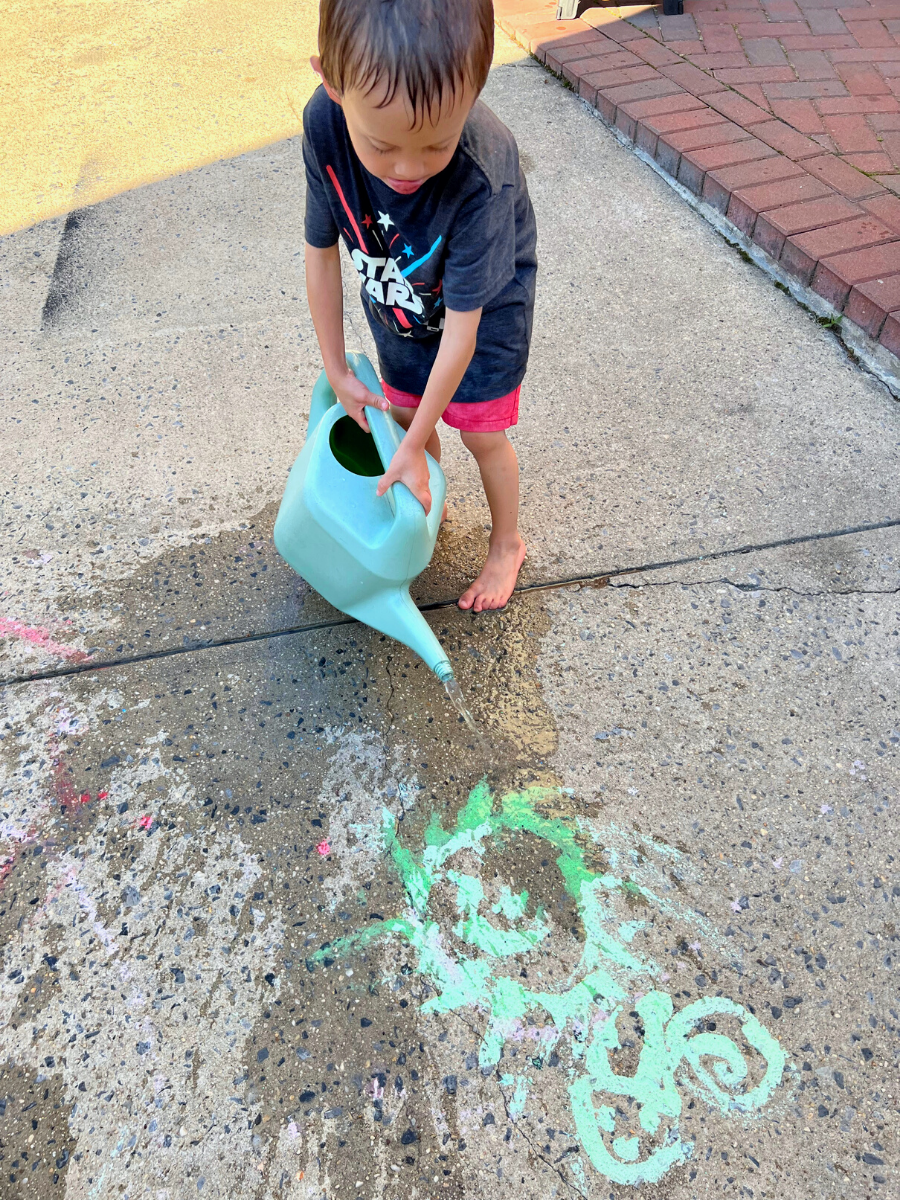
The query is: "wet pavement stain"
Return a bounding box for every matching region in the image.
[0,596,567,1199]
[1,503,306,681]
[1,584,897,1198]
[0,493,495,683]
[0,1062,76,1195]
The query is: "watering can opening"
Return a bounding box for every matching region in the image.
[329,415,384,478]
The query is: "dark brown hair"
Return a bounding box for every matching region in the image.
[319,0,494,122]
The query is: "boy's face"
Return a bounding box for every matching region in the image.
[312,58,477,194]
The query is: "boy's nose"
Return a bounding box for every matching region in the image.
[393,161,425,181]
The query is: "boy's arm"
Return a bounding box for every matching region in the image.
[375,307,482,514]
[305,242,389,431]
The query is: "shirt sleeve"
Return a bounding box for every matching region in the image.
[441,181,516,312]
[302,113,339,249]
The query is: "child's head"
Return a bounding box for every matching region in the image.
[313,0,494,194]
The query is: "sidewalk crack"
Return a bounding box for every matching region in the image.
[609,577,900,598]
[3,517,898,687]
[383,656,396,726]
[496,1078,587,1200]
[445,1011,586,1199]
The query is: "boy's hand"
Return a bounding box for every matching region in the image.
[376,441,432,514]
[330,368,389,432]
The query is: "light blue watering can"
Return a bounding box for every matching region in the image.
[274,352,453,682]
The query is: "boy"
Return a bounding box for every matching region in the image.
[302,0,536,612]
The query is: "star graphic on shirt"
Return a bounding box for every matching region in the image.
[377,211,393,230]
[402,243,414,258]
[362,214,373,228]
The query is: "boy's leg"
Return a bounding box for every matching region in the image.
[458,430,526,612]
[389,405,441,461]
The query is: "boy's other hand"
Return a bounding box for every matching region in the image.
[331,369,389,432]
[376,441,432,514]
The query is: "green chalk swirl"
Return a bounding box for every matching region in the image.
[312,782,786,1186]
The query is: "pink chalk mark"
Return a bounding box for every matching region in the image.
[0,853,17,889]
[315,839,331,857]
[0,617,88,662]
[52,751,105,812]
[138,814,153,830]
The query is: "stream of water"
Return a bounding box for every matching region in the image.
[443,678,480,735]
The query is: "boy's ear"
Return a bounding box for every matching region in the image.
[310,56,343,106]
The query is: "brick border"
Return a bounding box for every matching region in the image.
[495,0,900,392]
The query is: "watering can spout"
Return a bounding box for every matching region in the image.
[350,588,453,683]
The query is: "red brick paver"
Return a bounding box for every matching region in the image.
[498,0,900,361]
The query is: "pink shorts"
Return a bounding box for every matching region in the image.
[382,381,520,433]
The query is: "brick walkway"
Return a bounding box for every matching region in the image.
[496,0,900,365]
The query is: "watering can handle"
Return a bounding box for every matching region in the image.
[345,352,431,532]
[343,352,401,466]
[307,352,428,527]
[306,354,390,435]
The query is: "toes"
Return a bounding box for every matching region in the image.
[459,578,485,610]
[462,586,507,613]
[461,574,517,612]
[475,593,500,612]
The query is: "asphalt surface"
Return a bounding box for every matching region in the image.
[1,21,899,1200]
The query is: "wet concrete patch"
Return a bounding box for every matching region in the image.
[0,1061,76,1195]
[0,502,316,682]
[4,574,894,1196]
[0,598,566,1198]
[0,496,498,684]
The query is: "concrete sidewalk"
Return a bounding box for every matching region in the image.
[1,22,898,1200]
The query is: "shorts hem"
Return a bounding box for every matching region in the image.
[439,408,518,433]
[382,381,520,433]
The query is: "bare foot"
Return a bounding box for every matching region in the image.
[458,536,526,612]
[441,500,448,524]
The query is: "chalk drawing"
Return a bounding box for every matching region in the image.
[0,616,89,661]
[314,782,786,1186]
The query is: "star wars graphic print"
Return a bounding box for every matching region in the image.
[324,165,446,337]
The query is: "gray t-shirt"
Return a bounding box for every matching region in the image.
[303,85,537,403]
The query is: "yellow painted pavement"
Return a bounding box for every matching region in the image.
[1,2,528,238]
[1,0,321,235]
